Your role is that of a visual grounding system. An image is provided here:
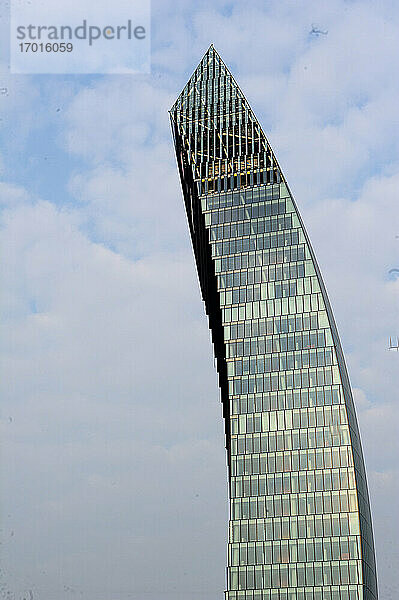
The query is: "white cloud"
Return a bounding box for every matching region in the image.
[0,193,227,599]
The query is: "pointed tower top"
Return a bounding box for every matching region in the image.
[170,47,282,194]
[170,45,243,113]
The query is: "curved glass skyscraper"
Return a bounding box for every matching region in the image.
[170,45,378,600]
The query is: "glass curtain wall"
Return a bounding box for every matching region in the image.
[170,45,378,600]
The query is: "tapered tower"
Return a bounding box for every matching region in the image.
[170,45,378,600]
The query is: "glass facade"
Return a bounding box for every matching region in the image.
[170,45,378,600]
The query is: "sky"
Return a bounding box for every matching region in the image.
[0,1,398,599]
